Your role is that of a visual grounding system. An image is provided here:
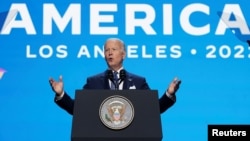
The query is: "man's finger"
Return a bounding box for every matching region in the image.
[49,77,54,85]
[59,75,63,82]
[172,77,179,83]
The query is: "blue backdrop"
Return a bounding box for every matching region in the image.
[0,0,249,141]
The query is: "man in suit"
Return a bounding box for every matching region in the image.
[49,37,181,115]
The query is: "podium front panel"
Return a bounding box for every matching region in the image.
[71,90,163,141]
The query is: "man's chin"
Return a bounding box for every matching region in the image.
[108,64,119,70]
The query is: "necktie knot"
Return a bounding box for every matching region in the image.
[113,71,118,81]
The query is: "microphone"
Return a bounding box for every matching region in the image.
[107,70,114,81]
[119,69,126,85]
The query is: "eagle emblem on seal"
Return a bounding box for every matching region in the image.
[105,101,126,125]
[99,95,134,130]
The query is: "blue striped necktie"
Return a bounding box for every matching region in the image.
[111,71,118,90]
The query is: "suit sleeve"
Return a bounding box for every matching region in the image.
[159,93,175,114]
[54,92,74,115]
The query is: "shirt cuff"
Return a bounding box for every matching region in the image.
[166,91,176,102]
[55,91,64,101]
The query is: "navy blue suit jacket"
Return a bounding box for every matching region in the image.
[55,70,175,115]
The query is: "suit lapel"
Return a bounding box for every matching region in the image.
[123,72,133,90]
[123,78,128,90]
[104,78,110,89]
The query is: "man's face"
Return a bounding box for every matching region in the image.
[104,39,126,70]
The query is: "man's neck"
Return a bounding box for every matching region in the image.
[110,66,124,72]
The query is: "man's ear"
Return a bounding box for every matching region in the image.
[122,51,126,59]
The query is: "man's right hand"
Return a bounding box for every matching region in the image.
[49,75,64,96]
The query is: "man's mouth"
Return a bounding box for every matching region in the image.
[108,57,113,61]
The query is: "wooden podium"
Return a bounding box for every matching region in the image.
[71,90,163,141]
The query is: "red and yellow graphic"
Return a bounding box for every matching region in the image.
[0,68,6,79]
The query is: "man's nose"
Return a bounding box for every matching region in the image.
[108,50,113,55]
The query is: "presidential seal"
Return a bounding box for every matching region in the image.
[99,95,134,130]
